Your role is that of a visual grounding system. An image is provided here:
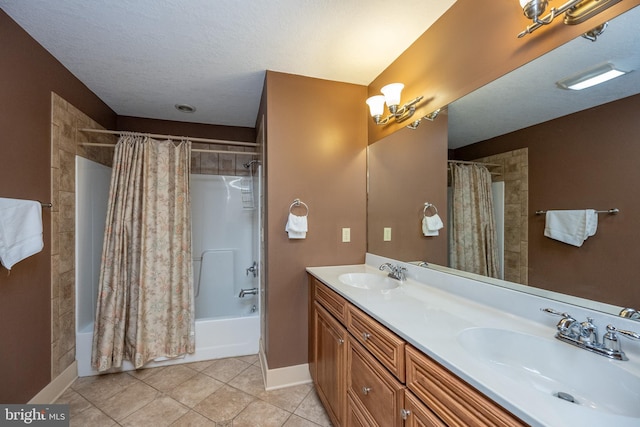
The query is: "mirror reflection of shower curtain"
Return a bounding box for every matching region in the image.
[449,163,499,278]
[92,135,195,372]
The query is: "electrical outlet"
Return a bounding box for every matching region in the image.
[383,227,392,241]
[342,228,351,242]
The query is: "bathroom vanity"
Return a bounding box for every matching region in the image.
[307,254,640,427]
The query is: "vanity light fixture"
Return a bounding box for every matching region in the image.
[517,0,622,38]
[366,83,423,126]
[556,62,629,90]
[406,108,442,130]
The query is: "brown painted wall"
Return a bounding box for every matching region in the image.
[264,71,367,369]
[117,116,256,142]
[0,10,116,402]
[454,94,640,309]
[368,119,448,263]
[366,0,638,144]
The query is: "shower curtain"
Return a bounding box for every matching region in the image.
[449,163,499,278]
[92,135,194,371]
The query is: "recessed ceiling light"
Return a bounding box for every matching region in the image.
[175,103,196,113]
[556,63,629,90]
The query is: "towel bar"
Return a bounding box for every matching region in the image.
[289,198,309,215]
[535,208,619,215]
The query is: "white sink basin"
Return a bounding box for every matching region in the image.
[457,327,640,418]
[338,273,399,290]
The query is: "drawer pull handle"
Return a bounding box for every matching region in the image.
[362,332,371,340]
[362,386,372,395]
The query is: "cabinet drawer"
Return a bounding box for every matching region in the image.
[405,346,528,427]
[315,280,348,324]
[347,304,405,382]
[347,337,404,427]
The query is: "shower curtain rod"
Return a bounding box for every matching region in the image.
[80,142,258,156]
[78,128,258,147]
[447,160,501,167]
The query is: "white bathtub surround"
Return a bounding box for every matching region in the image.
[77,315,259,377]
[307,253,640,427]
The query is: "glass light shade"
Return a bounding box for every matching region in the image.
[365,95,386,117]
[519,0,530,7]
[380,83,404,107]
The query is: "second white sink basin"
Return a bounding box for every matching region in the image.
[457,327,640,418]
[338,273,399,290]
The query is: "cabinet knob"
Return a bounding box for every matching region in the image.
[362,332,371,341]
[362,386,372,395]
[401,409,411,420]
[337,338,344,345]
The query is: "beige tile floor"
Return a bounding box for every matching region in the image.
[55,355,332,427]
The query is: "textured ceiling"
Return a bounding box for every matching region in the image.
[0,0,456,128]
[448,5,640,148]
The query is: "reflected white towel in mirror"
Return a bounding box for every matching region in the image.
[544,209,597,247]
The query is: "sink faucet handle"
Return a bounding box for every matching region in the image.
[606,325,640,341]
[541,308,577,336]
[379,263,393,272]
[541,307,575,321]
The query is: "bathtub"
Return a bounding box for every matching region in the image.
[76,313,259,377]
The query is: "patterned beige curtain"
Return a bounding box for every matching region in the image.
[449,163,499,278]
[92,135,194,371]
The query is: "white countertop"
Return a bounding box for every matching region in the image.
[306,254,640,427]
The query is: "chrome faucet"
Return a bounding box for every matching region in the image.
[542,307,640,361]
[379,263,407,281]
[239,288,258,298]
[620,307,640,321]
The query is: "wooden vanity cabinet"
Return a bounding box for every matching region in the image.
[308,275,528,427]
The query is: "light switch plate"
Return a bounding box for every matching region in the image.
[383,227,392,241]
[342,228,351,242]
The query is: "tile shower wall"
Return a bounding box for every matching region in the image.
[50,93,114,379]
[474,148,529,285]
[190,143,254,177]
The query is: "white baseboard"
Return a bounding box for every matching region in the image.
[29,361,78,404]
[259,340,311,391]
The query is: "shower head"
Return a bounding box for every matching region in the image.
[243,159,261,168]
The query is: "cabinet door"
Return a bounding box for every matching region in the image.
[347,337,404,427]
[315,302,347,427]
[403,390,447,427]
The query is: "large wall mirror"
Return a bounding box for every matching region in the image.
[367,6,640,316]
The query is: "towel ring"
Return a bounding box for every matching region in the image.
[289,198,309,215]
[423,203,438,217]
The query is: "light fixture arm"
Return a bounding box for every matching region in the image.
[518,0,582,38]
[373,95,424,125]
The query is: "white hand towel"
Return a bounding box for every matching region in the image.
[422,214,444,236]
[0,198,44,270]
[544,209,597,247]
[285,213,308,239]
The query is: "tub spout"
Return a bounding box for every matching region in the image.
[239,288,258,298]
